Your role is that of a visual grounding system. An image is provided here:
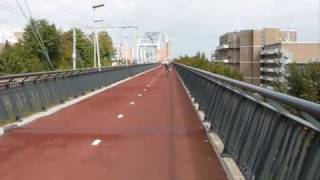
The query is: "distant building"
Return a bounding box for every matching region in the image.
[0,31,24,44]
[260,42,320,89]
[117,41,135,65]
[210,50,216,62]
[215,28,297,85]
[137,32,171,64]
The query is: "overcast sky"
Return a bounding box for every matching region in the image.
[0,0,319,57]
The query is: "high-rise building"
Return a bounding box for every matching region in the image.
[260,42,320,89]
[215,28,297,85]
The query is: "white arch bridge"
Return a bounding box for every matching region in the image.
[137,32,171,64]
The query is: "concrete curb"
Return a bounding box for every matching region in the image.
[176,71,245,180]
[0,66,160,136]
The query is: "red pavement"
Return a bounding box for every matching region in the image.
[0,66,227,180]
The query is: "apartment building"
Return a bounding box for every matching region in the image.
[215,28,297,85]
[260,42,320,89]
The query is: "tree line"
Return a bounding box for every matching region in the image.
[0,19,115,74]
[275,63,320,103]
[176,53,320,103]
[175,52,244,80]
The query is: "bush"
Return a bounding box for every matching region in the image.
[175,53,243,81]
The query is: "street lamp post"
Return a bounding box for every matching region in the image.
[72,29,77,70]
[92,3,105,70]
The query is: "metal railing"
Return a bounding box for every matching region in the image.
[174,63,320,180]
[0,64,157,122]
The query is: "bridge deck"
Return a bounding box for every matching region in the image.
[0,67,227,180]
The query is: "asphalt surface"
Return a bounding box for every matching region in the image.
[0,66,227,180]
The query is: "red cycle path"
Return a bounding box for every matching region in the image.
[0,66,227,180]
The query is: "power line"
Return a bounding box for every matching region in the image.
[0,1,89,27]
[16,0,53,69]
[45,0,92,24]
[0,4,73,27]
[22,0,53,69]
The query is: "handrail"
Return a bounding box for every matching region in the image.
[0,64,157,122]
[175,63,320,120]
[0,65,147,84]
[174,63,320,180]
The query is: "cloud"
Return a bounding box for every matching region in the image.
[0,0,318,57]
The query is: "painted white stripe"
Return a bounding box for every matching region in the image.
[117,114,124,119]
[92,139,102,146]
[3,66,160,134]
[130,101,135,105]
[146,68,164,88]
[138,94,142,97]
[144,89,147,92]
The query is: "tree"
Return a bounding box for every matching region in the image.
[99,31,115,67]
[176,52,243,80]
[0,42,44,73]
[299,63,320,103]
[23,19,62,70]
[60,30,114,69]
[287,64,304,98]
[60,29,94,69]
[0,19,116,74]
[276,63,320,103]
[0,19,61,73]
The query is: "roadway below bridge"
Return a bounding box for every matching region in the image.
[0,66,227,180]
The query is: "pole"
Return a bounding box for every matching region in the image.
[135,29,138,64]
[72,29,77,70]
[92,3,104,69]
[96,25,101,70]
[124,39,128,66]
[318,0,320,59]
[93,9,97,68]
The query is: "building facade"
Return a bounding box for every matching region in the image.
[0,31,24,44]
[215,28,297,85]
[260,42,320,89]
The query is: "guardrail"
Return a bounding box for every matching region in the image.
[0,64,157,122]
[174,63,320,180]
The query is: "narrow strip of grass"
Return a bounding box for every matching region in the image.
[0,119,17,127]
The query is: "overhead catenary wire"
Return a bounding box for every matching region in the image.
[0,4,72,27]
[16,0,54,69]
[45,0,92,24]
[0,1,89,28]
[22,0,54,69]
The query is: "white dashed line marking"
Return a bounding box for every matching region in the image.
[117,114,124,119]
[147,68,164,86]
[147,84,151,87]
[130,101,135,105]
[144,89,147,92]
[92,139,102,146]
[138,94,142,97]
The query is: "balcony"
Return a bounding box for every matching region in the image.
[260,58,281,64]
[216,44,229,50]
[261,76,277,82]
[216,44,239,50]
[260,48,281,55]
[260,67,282,73]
